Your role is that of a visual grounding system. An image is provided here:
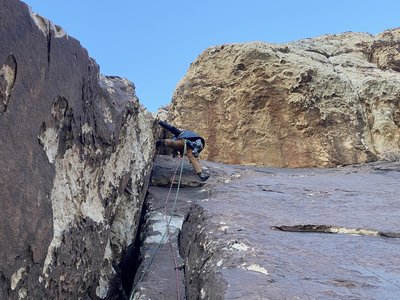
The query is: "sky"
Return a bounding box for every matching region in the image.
[22,0,400,112]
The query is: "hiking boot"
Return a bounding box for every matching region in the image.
[197,172,210,182]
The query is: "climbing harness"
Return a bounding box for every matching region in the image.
[129,142,187,300]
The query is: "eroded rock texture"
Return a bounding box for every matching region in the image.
[0,0,154,299]
[169,29,400,167]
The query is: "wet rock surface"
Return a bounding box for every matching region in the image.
[133,156,400,299]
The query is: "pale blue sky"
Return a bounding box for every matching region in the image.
[23,0,400,112]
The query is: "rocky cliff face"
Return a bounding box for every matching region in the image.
[0,0,154,299]
[169,29,400,167]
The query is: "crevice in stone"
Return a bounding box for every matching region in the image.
[272,224,400,238]
[47,25,52,65]
[305,48,331,59]
[119,191,150,298]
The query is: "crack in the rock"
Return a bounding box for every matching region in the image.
[305,48,331,59]
[272,225,400,238]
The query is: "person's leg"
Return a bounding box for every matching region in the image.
[187,149,209,181]
[186,149,202,174]
[164,139,184,152]
[164,139,209,181]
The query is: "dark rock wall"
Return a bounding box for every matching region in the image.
[0,0,155,299]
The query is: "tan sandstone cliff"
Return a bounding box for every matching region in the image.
[169,29,400,167]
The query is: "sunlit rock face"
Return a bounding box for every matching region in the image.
[169,28,400,167]
[0,0,154,299]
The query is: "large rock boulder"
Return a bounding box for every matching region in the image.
[169,29,400,167]
[0,0,154,298]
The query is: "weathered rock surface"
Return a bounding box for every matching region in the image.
[128,155,400,299]
[169,29,400,167]
[130,155,242,300]
[0,0,154,299]
[131,155,206,299]
[180,161,400,299]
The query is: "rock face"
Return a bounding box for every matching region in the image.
[0,0,154,299]
[131,155,207,300]
[180,161,400,299]
[129,155,400,299]
[169,29,400,167]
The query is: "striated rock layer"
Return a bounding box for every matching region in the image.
[169,29,400,167]
[0,0,154,299]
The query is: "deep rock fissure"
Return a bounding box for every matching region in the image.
[119,192,150,298]
[125,155,211,299]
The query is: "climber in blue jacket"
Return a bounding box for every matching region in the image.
[157,120,209,181]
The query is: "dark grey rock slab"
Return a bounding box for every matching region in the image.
[180,161,400,299]
[131,155,232,299]
[131,155,204,299]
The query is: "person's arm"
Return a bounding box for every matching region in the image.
[159,120,182,137]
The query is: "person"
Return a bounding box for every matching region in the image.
[157,120,210,181]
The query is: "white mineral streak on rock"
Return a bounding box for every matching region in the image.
[42,144,105,277]
[96,240,115,298]
[220,225,229,231]
[11,267,26,290]
[38,128,58,163]
[329,226,379,236]
[246,264,269,276]
[41,102,155,297]
[18,287,28,299]
[101,76,117,95]
[200,288,206,299]
[103,106,113,124]
[96,109,155,296]
[230,242,249,252]
[28,7,66,38]
[145,212,184,244]
[132,291,149,300]
[217,220,235,234]
[0,62,14,99]
[105,110,154,247]
[81,123,92,134]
